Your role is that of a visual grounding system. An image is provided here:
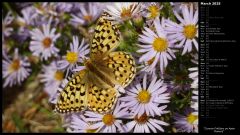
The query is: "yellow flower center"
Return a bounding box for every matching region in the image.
[42,37,52,48]
[134,113,149,124]
[54,71,64,81]
[187,113,198,124]
[83,15,93,22]
[148,5,159,18]
[183,25,197,39]
[137,90,151,104]
[102,114,115,126]
[66,52,78,64]
[147,57,155,65]
[152,38,168,52]
[9,59,20,72]
[120,7,132,20]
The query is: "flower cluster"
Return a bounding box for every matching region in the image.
[2,2,198,133]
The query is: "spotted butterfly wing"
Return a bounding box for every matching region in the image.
[105,51,136,87]
[55,70,87,113]
[87,84,117,113]
[90,12,120,59]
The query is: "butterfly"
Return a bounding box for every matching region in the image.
[55,12,136,114]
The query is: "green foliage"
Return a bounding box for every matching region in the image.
[160,2,177,22]
[118,20,139,53]
[12,113,29,132]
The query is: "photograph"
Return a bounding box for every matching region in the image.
[2,1,236,133]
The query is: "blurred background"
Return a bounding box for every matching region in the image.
[2,75,64,132]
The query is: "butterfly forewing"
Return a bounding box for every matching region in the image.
[90,12,120,59]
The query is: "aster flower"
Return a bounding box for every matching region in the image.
[84,101,128,133]
[120,73,170,118]
[15,6,37,42]
[188,67,198,88]
[29,17,60,61]
[133,53,157,79]
[2,49,31,88]
[138,17,176,74]
[105,2,142,24]
[39,61,64,102]
[70,3,84,13]
[165,4,198,55]
[56,3,73,13]
[33,2,61,27]
[170,2,198,14]
[189,53,198,114]
[189,53,198,88]
[34,2,58,17]
[66,114,97,133]
[71,3,102,26]
[173,108,198,133]
[2,11,14,42]
[16,6,37,27]
[191,89,198,115]
[139,64,157,80]
[51,75,70,105]
[57,36,89,76]
[125,110,169,133]
[142,2,163,20]
[138,55,158,77]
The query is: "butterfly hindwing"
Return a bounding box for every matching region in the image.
[87,84,117,113]
[55,71,87,113]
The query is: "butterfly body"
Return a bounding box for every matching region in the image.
[84,59,115,89]
[55,12,136,114]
